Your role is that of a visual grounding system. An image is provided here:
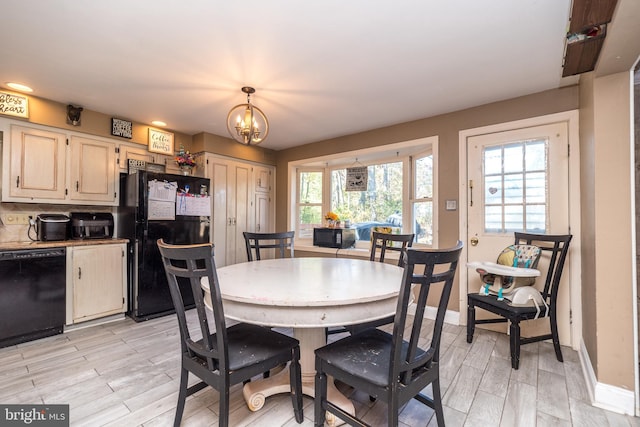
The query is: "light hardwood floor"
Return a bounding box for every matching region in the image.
[1,311,638,427]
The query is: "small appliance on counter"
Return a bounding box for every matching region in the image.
[70,212,114,239]
[313,227,356,249]
[36,214,70,241]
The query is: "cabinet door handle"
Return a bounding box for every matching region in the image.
[16,176,20,188]
[76,181,79,191]
[78,267,82,279]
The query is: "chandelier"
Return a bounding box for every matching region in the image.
[226,86,269,145]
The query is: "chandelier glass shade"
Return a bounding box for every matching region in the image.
[226,86,269,145]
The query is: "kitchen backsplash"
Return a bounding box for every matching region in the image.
[0,203,114,243]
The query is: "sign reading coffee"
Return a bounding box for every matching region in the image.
[148,128,174,155]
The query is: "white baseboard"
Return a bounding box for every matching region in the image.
[579,339,636,415]
[408,304,460,325]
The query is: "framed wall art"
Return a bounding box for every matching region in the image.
[0,91,29,118]
[148,128,174,155]
[111,118,133,139]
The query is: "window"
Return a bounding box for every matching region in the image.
[412,153,433,244]
[483,139,547,233]
[331,161,404,241]
[296,170,323,238]
[292,139,437,247]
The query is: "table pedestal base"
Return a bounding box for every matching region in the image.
[241,327,354,426]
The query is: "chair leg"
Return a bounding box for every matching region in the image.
[388,395,399,427]
[314,366,327,427]
[289,350,304,423]
[466,302,476,343]
[218,386,230,427]
[509,320,521,370]
[173,367,189,427]
[550,311,564,363]
[432,377,445,427]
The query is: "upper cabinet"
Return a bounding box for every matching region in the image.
[255,165,272,193]
[7,125,67,200]
[2,123,118,205]
[69,136,117,203]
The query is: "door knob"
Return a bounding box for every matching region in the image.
[470,236,479,246]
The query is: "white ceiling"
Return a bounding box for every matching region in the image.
[0,1,581,151]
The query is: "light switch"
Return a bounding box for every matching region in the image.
[445,200,457,211]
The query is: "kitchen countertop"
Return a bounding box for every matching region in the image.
[0,238,129,251]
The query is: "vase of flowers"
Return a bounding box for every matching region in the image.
[324,211,339,228]
[175,145,196,175]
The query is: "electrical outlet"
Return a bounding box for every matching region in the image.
[1,214,31,225]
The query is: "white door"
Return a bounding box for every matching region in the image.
[466,122,571,344]
[207,157,252,267]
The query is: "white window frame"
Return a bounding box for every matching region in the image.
[288,136,439,250]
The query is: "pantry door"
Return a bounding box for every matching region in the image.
[465,122,571,345]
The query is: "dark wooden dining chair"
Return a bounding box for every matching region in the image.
[315,241,463,427]
[331,231,416,337]
[467,232,572,369]
[243,231,295,261]
[156,239,303,427]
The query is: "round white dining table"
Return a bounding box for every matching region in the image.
[201,256,404,426]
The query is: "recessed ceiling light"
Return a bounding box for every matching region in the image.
[151,120,167,127]
[6,82,34,93]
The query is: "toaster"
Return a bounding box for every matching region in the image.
[36,214,70,241]
[70,213,114,239]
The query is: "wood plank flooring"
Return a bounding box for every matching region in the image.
[1,311,638,427]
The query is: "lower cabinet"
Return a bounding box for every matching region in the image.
[66,243,127,324]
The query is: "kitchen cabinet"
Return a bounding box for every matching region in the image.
[69,136,117,203]
[2,122,119,205]
[5,125,67,201]
[205,154,274,267]
[116,144,183,175]
[255,165,271,193]
[117,143,154,172]
[66,243,127,324]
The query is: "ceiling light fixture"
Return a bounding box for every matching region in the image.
[6,82,33,93]
[226,86,269,145]
[151,120,167,127]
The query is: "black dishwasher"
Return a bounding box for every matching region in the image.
[0,247,66,348]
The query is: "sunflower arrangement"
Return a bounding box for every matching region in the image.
[324,211,339,222]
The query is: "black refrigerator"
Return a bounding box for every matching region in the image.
[118,171,211,321]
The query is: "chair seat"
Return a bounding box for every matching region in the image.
[199,323,299,371]
[316,328,426,388]
[468,292,549,319]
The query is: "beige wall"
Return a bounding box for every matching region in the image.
[20,94,193,150]
[580,71,635,390]
[275,86,580,311]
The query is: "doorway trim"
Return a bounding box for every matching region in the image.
[457,110,581,351]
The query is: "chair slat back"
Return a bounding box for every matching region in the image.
[243,231,295,261]
[370,232,415,267]
[390,241,463,384]
[157,239,229,371]
[513,233,572,302]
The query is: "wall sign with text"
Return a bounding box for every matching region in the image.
[0,91,29,118]
[111,118,132,139]
[346,166,368,191]
[148,128,174,155]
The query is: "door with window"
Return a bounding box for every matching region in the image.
[466,122,571,344]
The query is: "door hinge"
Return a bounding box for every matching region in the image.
[569,309,573,324]
[115,147,120,154]
[568,144,570,157]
